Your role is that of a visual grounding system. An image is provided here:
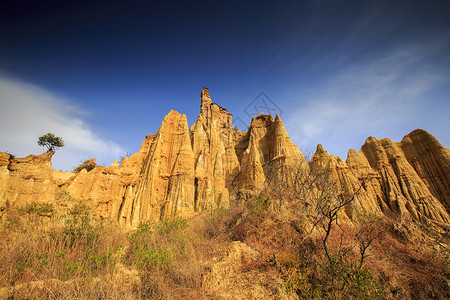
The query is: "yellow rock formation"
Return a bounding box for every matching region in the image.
[0,88,448,227]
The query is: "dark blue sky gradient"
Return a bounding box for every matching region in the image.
[1,0,449,170]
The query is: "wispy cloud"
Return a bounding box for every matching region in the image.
[286,45,449,158]
[0,76,124,171]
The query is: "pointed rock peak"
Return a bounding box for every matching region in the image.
[201,86,211,100]
[167,109,181,117]
[348,149,358,155]
[272,113,289,130]
[250,114,273,128]
[270,113,292,138]
[200,87,212,117]
[315,144,329,155]
[310,144,332,166]
[274,114,281,123]
[346,149,366,165]
[365,136,377,143]
[158,110,188,135]
[346,148,359,159]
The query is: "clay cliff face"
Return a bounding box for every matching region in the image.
[357,135,448,222]
[307,133,450,223]
[0,88,449,226]
[400,129,450,214]
[0,152,56,211]
[236,114,308,196]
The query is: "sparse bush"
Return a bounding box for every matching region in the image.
[203,201,245,238]
[55,189,76,203]
[247,194,271,222]
[73,158,96,173]
[119,152,132,165]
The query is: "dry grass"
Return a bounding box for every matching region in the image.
[1,194,449,299]
[0,199,136,299]
[364,220,450,299]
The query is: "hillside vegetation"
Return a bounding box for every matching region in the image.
[1,174,449,299]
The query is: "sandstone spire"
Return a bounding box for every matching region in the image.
[0,89,449,227]
[200,87,212,120]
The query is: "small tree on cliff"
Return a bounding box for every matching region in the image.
[38,132,65,153]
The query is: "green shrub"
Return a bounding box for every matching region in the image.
[279,243,383,299]
[48,202,100,247]
[247,194,271,222]
[317,253,384,299]
[56,190,76,203]
[126,217,187,272]
[17,202,54,217]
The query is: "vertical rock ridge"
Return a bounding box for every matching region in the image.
[400,129,450,213]
[0,89,448,227]
[358,134,449,222]
[311,145,382,220]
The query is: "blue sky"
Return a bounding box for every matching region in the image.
[1,0,449,171]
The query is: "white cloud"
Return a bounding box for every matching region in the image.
[286,45,449,158]
[0,76,124,171]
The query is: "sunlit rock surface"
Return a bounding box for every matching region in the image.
[0,88,448,226]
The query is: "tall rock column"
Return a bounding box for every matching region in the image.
[200,87,212,125]
[190,87,239,209]
[118,110,195,226]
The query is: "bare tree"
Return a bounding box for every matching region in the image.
[354,211,383,269]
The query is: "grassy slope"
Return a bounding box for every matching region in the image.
[0,194,449,299]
